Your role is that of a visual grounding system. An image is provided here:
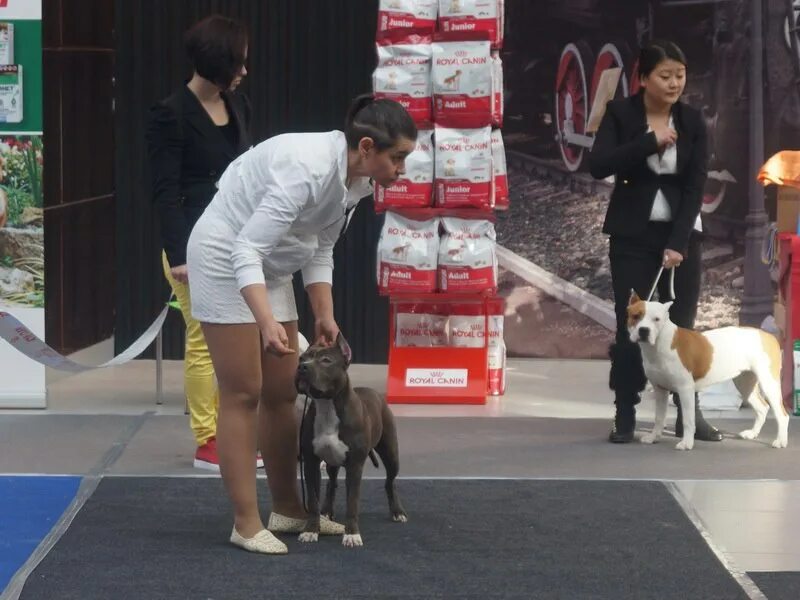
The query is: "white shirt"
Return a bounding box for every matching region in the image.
[647,116,702,232]
[209,130,373,290]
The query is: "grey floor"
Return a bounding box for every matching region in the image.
[3,350,800,594]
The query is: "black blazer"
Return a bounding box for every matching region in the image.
[146,86,252,266]
[587,92,707,256]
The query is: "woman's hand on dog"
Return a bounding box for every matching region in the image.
[261,319,295,356]
[314,317,340,347]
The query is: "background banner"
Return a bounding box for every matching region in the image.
[495,0,797,365]
[0,0,44,407]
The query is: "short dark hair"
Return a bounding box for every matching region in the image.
[638,40,687,79]
[184,15,248,89]
[344,94,418,151]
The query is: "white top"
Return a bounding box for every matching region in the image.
[208,130,373,291]
[647,116,702,232]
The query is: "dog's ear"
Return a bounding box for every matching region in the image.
[663,301,674,314]
[628,289,641,305]
[336,332,353,367]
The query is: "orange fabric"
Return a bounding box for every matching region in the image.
[758,151,800,189]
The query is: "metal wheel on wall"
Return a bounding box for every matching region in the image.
[554,41,593,172]
[629,58,641,96]
[590,41,631,101]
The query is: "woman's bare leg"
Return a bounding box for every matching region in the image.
[201,322,264,536]
[258,320,305,518]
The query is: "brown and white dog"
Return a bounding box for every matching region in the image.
[627,291,789,450]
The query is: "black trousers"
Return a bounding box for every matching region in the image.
[608,221,702,405]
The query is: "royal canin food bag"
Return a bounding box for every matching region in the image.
[491,51,503,127]
[432,33,492,127]
[491,128,508,209]
[373,32,433,123]
[435,125,492,209]
[437,0,502,48]
[448,302,485,348]
[438,216,497,293]
[378,212,440,293]
[394,303,449,347]
[377,0,438,38]
[486,297,506,395]
[376,127,434,208]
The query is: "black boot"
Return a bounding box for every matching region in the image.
[608,343,647,444]
[674,393,723,441]
[609,400,636,443]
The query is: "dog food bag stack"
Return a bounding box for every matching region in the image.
[374,1,508,400]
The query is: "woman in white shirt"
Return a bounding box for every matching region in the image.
[187,95,416,554]
[588,41,722,445]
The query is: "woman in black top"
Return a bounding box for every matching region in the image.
[147,15,253,468]
[588,40,722,444]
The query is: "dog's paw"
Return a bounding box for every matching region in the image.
[342,534,363,548]
[392,512,408,523]
[739,429,758,440]
[675,439,694,451]
[298,532,319,543]
[771,438,788,449]
[640,433,658,445]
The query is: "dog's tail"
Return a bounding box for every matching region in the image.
[368,450,380,468]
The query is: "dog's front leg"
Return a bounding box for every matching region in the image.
[299,451,322,543]
[675,386,696,451]
[342,459,365,548]
[641,386,669,444]
[321,464,340,519]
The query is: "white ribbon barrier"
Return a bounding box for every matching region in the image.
[0,301,311,373]
[0,303,170,372]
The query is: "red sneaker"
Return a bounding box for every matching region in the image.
[193,438,220,472]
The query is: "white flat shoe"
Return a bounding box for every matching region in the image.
[267,512,345,535]
[229,527,288,554]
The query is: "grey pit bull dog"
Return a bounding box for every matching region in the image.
[295,333,407,548]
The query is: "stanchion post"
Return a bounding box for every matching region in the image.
[156,328,163,405]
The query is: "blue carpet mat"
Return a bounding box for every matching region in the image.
[0,476,81,592]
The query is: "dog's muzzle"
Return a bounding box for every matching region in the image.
[637,327,650,343]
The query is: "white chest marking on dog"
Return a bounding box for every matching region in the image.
[312,398,349,467]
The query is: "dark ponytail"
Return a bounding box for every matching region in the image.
[344,94,417,151]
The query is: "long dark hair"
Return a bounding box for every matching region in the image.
[638,40,687,79]
[344,94,417,151]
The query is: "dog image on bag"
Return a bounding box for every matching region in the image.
[296,333,408,548]
[443,69,462,90]
[628,291,789,451]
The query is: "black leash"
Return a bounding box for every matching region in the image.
[298,394,310,514]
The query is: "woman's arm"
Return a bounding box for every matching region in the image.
[667,113,708,256]
[146,102,190,268]
[588,104,660,179]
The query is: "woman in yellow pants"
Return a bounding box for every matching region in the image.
[147,15,256,470]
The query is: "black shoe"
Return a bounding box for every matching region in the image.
[675,394,723,442]
[609,405,636,443]
[609,424,635,443]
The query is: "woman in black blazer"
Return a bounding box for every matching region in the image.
[588,40,722,444]
[146,15,253,469]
